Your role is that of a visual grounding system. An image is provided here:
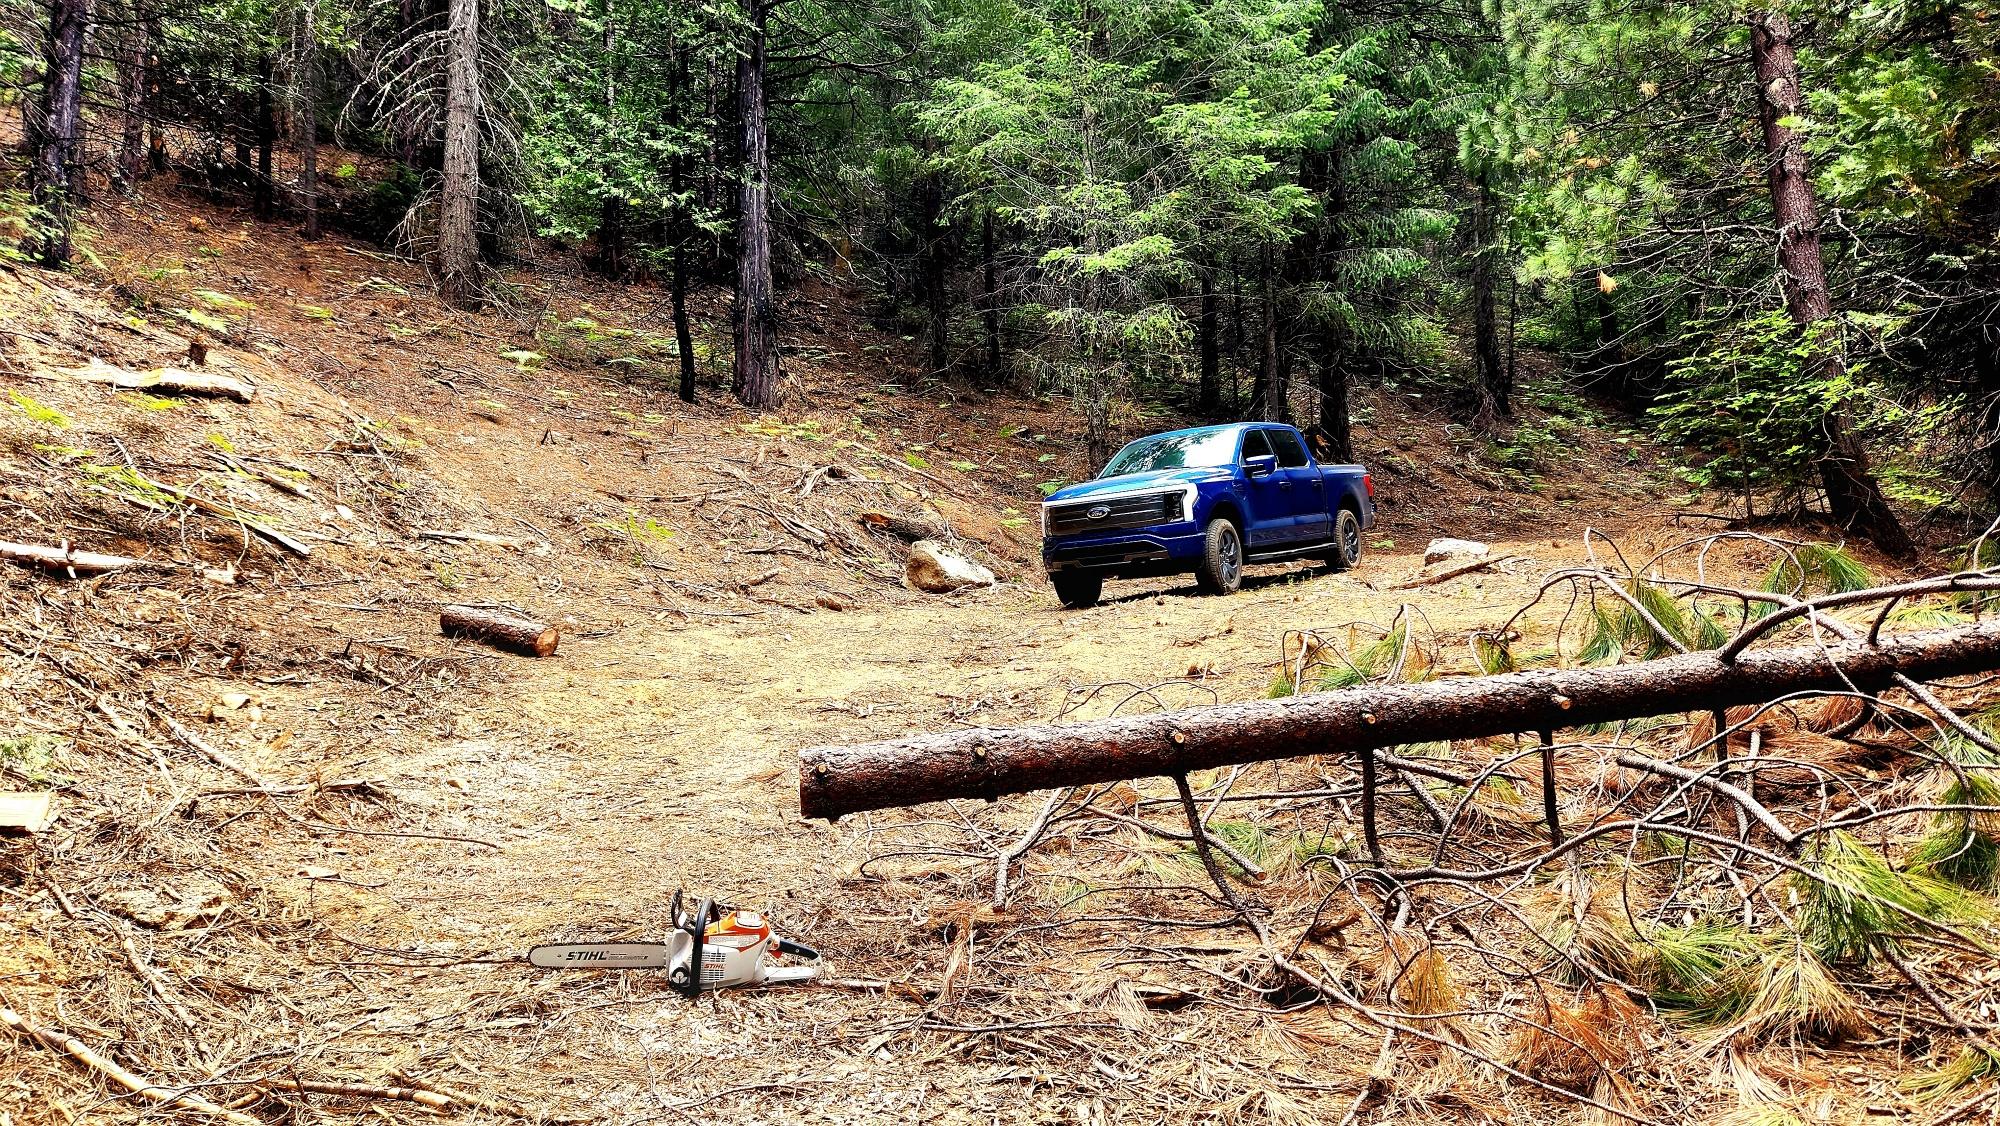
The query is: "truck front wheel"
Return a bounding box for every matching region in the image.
[1195,519,1244,595]
[1052,571,1103,609]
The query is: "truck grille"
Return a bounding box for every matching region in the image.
[1046,492,1181,536]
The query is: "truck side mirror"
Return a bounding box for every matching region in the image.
[1244,454,1277,478]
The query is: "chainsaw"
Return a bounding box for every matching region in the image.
[526,891,821,997]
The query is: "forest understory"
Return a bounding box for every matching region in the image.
[0,166,1998,1126]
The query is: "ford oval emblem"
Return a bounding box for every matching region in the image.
[1086,505,1110,520]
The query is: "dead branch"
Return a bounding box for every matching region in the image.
[1387,554,1520,590]
[1,1006,258,1124]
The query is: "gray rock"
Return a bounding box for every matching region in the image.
[1423,537,1490,565]
[905,540,996,593]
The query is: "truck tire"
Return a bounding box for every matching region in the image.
[1194,518,1244,595]
[1052,571,1103,609]
[1324,508,1363,571]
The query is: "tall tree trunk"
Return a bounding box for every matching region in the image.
[667,41,696,403]
[916,164,948,379]
[982,208,1002,376]
[1198,263,1219,415]
[1256,247,1288,424]
[26,0,90,267]
[1317,348,1351,463]
[255,53,275,218]
[1317,144,1351,458]
[1229,264,1244,416]
[234,58,254,188]
[115,9,144,191]
[395,0,421,167]
[732,0,780,409]
[298,0,320,240]
[1470,172,1508,432]
[595,0,624,277]
[1748,8,1912,556]
[437,0,483,307]
[145,12,166,174]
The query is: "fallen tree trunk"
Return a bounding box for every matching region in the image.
[799,622,2000,820]
[68,360,257,402]
[0,540,234,583]
[440,604,558,657]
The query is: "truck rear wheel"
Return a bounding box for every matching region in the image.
[1195,518,1244,595]
[1052,571,1103,609]
[1323,508,1363,571]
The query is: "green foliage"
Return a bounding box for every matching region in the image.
[1904,1046,2000,1103]
[1575,579,1709,664]
[1758,542,1874,602]
[1910,731,2000,891]
[0,734,62,785]
[1796,830,1990,964]
[1651,315,1891,498]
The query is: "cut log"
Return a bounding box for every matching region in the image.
[799,622,2000,820]
[0,792,55,835]
[441,604,558,657]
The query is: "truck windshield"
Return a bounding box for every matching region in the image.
[1100,430,1239,477]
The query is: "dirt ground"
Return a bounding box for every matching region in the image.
[0,184,1948,1125]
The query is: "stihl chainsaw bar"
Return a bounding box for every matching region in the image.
[527,942,676,970]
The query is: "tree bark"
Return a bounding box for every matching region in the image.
[437,0,483,307]
[732,0,780,409]
[25,0,90,268]
[115,8,144,190]
[798,622,2000,819]
[1748,9,1911,556]
[440,605,558,657]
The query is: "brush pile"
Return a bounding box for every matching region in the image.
[842,529,2000,1125]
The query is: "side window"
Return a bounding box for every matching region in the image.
[1239,429,1273,462]
[1270,429,1309,468]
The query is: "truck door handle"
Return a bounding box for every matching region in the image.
[1278,481,1292,490]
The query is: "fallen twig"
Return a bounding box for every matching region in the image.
[1387,554,1520,590]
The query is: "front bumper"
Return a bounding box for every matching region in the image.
[1043,525,1205,577]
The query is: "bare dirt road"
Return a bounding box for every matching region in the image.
[239,537,1671,1125]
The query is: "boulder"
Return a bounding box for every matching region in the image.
[1424,537,1490,565]
[905,540,996,593]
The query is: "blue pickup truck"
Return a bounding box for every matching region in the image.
[1040,423,1375,608]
